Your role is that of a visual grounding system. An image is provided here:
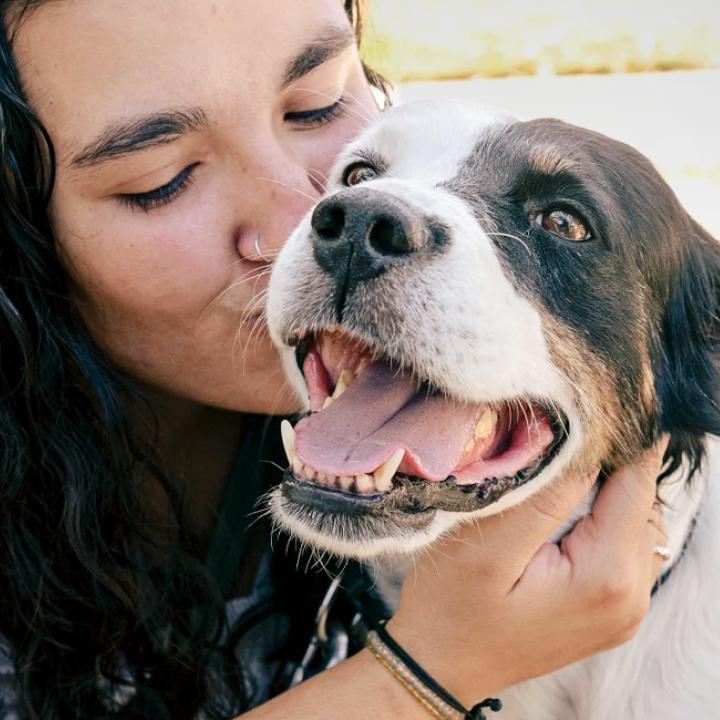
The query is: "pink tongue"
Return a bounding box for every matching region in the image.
[294,362,484,481]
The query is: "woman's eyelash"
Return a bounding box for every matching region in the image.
[120,163,199,212]
[285,95,348,128]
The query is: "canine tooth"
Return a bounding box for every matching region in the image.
[332,369,355,399]
[355,473,375,494]
[338,475,354,491]
[280,420,296,465]
[374,474,392,493]
[292,458,304,477]
[322,396,334,410]
[373,448,405,492]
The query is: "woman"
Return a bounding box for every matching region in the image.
[0,1,668,718]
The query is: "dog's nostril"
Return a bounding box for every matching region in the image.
[312,202,345,242]
[368,216,409,256]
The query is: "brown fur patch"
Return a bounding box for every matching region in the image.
[528,145,577,177]
[539,309,657,474]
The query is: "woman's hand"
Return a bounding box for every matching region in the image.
[387,439,669,706]
[248,441,668,720]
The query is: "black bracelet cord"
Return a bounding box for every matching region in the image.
[374,623,502,719]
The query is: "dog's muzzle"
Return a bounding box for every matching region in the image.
[310,187,449,312]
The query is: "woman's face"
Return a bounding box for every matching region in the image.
[12,0,377,414]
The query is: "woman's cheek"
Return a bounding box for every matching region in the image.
[57,193,235,320]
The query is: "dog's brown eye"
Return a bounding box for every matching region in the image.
[536,208,591,241]
[344,163,378,187]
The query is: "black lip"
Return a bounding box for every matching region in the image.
[280,408,568,517]
[293,335,312,374]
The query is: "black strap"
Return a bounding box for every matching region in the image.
[374,622,502,719]
[341,561,394,630]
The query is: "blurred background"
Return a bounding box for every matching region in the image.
[361,0,720,236]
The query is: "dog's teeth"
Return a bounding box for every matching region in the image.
[474,409,497,440]
[332,369,355,399]
[374,448,405,492]
[464,409,499,454]
[355,473,375,494]
[280,420,296,465]
[338,475,354,491]
[322,396,334,410]
[292,458,304,477]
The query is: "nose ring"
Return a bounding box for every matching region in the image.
[253,233,270,262]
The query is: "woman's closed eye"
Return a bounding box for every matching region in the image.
[284,95,348,129]
[119,162,200,212]
[117,98,348,213]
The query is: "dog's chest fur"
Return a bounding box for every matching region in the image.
[372,437,720,720]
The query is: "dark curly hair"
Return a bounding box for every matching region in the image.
[0,1,387,717]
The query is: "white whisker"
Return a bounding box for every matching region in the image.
[486,231,533,257]
[255,175,317,202]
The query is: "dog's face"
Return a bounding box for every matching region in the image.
[267,101,720,559]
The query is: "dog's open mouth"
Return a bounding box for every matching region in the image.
[280,328,568,515]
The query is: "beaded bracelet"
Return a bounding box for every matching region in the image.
[365,623,502,720]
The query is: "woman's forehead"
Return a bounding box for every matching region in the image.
[11,0,353,164]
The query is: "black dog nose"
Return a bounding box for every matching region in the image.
[311,187,446,295]
[313,194,417,257]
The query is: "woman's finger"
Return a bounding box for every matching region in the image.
[449,463,600,570]
[645,501,670,590]
[563,437,669,574]
[590,437,669,546]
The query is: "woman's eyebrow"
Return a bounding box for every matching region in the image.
[280,24,356,90]
[71,107,208,169]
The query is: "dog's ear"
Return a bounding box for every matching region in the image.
[656,219,720,480]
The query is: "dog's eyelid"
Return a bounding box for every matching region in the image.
[346,149,387,173]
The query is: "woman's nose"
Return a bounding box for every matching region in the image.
[249,158,323,259]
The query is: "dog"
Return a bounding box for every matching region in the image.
[266,101,720,719]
